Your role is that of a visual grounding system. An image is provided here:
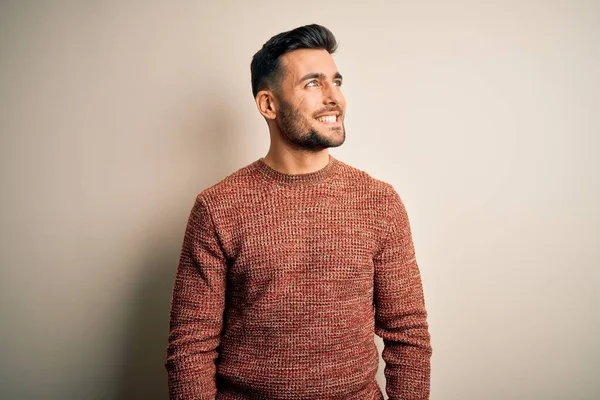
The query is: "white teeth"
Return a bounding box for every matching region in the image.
[317,115,337,123]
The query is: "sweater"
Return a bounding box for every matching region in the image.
[165,154,432,400]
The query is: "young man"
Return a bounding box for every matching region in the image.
[165,24,432,400]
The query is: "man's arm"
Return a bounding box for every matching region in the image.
[165,195,228,400]
[373,186,432,400]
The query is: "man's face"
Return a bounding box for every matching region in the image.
[274,49,346,151]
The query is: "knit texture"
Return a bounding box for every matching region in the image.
[165,155,432,400]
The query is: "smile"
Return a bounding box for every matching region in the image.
[315,115,338,124]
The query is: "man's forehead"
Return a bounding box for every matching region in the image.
[280,49,338,77]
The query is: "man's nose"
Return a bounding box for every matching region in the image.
[323,82,341,105]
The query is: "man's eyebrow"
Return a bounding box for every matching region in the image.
[299,72,325,82]
[298,72,343,83]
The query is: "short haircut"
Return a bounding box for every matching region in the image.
[250,24,338,98]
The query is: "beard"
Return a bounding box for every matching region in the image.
[276,99,345,152]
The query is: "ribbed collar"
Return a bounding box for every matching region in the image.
[252,154,339,186]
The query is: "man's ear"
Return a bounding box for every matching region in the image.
[255,90,277,120]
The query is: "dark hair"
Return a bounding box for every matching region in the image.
[250,24,338,98]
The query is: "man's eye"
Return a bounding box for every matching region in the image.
[306,80,318,87]
[334,80,343,86]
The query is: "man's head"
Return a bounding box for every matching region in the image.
[251,24,346,152]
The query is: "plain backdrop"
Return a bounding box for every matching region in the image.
[1,1,598,399]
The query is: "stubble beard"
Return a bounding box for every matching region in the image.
[277,100,345,152]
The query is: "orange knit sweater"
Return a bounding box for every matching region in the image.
[165,155,432,399]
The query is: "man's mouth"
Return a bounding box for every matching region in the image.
[315,115,339,124]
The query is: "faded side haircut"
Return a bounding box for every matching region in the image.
[250,24,338,98]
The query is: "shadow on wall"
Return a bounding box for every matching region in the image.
[113,234,179,400]
[113,98,242,400]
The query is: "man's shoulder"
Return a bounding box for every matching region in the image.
[192,157,398,206]
[335,158,395,196]
[193,161,258,204]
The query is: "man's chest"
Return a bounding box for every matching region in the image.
[221,197,380,283]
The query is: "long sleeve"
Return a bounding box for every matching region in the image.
[165,195,228,400]
[373,186,432,400]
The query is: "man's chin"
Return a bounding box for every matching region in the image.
[324,131,345,148]
[284,127,345,150]
[322,128,345,147]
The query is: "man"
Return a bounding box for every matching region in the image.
[165,24,432,400]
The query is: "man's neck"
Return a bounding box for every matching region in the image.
[262,149,330,175]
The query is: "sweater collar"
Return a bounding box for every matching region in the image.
[253,154,339,186]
